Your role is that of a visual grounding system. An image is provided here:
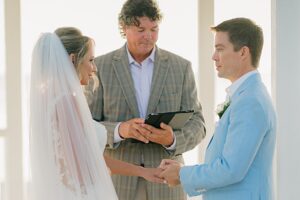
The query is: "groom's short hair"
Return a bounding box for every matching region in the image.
[211,18,263,68]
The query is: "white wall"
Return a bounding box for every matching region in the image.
[274,0,300,199]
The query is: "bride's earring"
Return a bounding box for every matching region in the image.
[69,54,76,65]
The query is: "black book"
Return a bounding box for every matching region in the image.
[145,110,194,129]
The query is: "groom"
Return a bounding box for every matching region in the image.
[159,18,277,200]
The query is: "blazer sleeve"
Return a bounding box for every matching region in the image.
[173,62,206,156]
[179,97,269,195]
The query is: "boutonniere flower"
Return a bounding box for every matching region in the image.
[216,99,231,119]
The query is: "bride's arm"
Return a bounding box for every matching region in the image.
[104,155,164,184]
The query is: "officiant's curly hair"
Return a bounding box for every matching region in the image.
[211,18,263,68]
[118,0,163,38]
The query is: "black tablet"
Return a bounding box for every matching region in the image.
[145,110,194,129]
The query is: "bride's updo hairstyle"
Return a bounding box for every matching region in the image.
[54,27,93,80]
[54,27,98,89]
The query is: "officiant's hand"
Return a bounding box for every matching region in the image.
[119,118,151,143]
[141,123,174,146]
[159,159,182,186]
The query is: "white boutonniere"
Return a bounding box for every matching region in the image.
[216,99,231,119]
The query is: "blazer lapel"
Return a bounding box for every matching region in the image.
[146,48,169,115]
[112,46,140,117]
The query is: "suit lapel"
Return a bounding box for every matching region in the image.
[112,46,140,117]
[146,48,169,115]
[208,73,261,150]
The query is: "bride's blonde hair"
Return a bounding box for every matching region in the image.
[54,27,98,88]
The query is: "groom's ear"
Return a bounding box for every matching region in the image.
[239,46,251,62]
[239,46,250,57]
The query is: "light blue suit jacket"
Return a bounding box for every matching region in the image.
[180,73,277,200]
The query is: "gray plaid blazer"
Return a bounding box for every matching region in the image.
[87,45,206,200]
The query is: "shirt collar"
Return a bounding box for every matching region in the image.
[226,70,258,99]
[126,44,156,65]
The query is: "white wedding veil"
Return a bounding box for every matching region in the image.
[29,33,118,200]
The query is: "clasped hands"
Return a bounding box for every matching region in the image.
[158,159,183,186]
[119,118,174,146]
[137,159,183,186]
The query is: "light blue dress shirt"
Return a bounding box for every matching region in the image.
[127,47,155,119]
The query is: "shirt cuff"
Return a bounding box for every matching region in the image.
[163,130,176,150]
[114,122,124,143]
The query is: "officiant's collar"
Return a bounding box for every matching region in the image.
[126,44,156,66]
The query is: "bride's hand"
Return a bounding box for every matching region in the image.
[158,159,182,187]
[140,167,165,184]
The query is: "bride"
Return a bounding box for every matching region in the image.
[29,27,163,200]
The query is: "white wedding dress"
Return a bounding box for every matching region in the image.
[29,33,118,200]
[94,121,108,156]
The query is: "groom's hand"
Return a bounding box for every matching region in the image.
[119,118,151,143]
[159,159,182,187]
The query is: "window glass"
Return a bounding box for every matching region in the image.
[21,0,126,187]
[159,0,199,165]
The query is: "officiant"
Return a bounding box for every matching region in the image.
[85,0,206,199]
